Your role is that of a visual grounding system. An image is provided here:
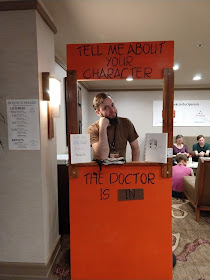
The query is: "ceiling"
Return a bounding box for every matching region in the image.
[41,0,210,91]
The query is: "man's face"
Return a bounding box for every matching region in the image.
[198,137,205,146]
[96,97,117,118]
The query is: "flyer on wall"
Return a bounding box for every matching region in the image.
[6,99,40,150]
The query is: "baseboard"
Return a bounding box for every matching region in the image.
[0,235,61,280]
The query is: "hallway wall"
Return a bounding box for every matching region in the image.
[0,9,59,263]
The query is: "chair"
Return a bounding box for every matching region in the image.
[183,157,210,222]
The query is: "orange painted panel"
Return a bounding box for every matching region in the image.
[69,165,172,280]
[67,41,174,80]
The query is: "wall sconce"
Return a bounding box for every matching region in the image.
[42,72,61,139]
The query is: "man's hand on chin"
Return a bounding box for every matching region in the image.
[99,117,110,129]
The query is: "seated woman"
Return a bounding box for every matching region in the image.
[172,154,194,199]
[173,135,189,165]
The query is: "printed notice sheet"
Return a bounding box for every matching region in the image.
[145,133,168,163]
[70,134,91,164]
[6,99,40,150]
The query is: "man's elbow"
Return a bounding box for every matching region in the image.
[94,148,109,160]
[95,153,108,160]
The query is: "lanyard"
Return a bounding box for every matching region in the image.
[109,125,117,151]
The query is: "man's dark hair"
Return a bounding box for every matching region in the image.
[197,135,204,141]
[175,154,187,163]
[93,93,112,110]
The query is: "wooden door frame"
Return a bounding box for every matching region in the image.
[66,68,174,178]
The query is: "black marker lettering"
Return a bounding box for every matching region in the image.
[159,42,166,54]
[110,173,118,184]
[148,173,155,184]
[120,68,128,78]
[106,68,114,79]
[144,67,152,78]
[140,173,147,184]
[83,69,91,79]
[106,57,112,67]
[100,188,110,200]
[125,174,132,184]
[126,56,133,66]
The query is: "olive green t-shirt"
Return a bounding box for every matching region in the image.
[87,117,139,159]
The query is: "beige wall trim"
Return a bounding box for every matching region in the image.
[79,81,89,91]
[55,56,67,71]
[87,87,210,92]
[0,0,57,34]
[0,235,61,279]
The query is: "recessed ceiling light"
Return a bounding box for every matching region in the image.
[197,43,203,47]
[193,74,202,81]
[126,77,133,81]
[173,64,179,71]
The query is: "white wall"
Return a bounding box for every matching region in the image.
[81,84,90,134]
[36,11,59,261]
[173,90,210,136]
[55,71,209,162]
[0,10,44,263]
[54,62,67,154]
[0,9,59,263]
[84,90,210,161]
[54,71,90,155]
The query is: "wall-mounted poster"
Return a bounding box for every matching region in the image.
[6,99,40,150]
[153,100,210,126]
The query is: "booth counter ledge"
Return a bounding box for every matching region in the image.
[69,161,166,179]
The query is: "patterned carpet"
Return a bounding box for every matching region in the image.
[51,199,210,280]
[51,236,70,280]
[172,198,210,280]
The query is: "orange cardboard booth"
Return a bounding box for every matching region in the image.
[66,41,174,280]
[69,163,172,280]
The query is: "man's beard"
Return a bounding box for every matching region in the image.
[107,114,120,126]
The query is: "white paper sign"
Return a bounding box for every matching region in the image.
[153,100,210,126]
[145,133,168,163]
[70,134,91,164]
[6,99,40,150]
[167,148,173,158]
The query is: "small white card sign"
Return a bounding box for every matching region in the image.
[70,134,91,164]
[167,148,173,158]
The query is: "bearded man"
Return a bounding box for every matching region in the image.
[87,93,140,161]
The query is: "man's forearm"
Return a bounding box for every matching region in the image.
[131,146,140,161]
[132,149,140,161]
[205,150,209,156]
[194,150,198,156]
[130,139,140,161]
[94,128,109,159]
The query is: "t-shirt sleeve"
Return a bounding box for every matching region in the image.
[187,167,192,176]
[192,143,197,151]
[87,124,99,146]
[126,119,139,143]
